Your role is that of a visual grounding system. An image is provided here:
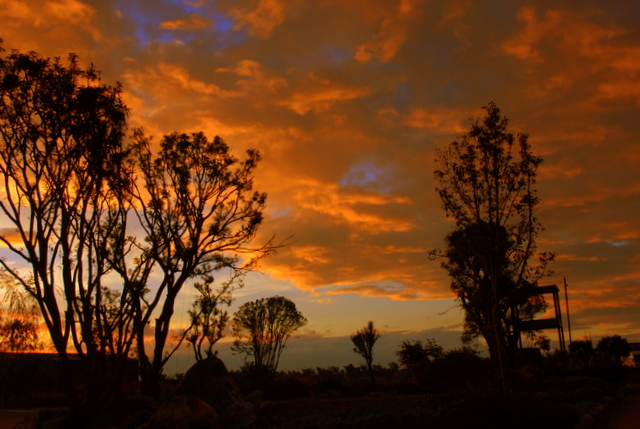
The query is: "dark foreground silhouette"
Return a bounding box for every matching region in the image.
[1,353,638,429]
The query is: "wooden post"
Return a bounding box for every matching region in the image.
[564,277,572,345]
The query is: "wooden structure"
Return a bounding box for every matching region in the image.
[514,285,567,351]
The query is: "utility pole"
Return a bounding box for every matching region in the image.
[564,277,572,345]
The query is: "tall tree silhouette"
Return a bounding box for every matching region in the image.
[127,131,278,399]
[351,321,380,383]
[434,102,554,391]
[0,45,132,408]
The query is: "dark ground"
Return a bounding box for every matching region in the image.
[604,371,640,429]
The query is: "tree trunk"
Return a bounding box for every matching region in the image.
[140,369,162,400]
[138,352,163,400]
[367,361,375,384]
[481,322,511,393]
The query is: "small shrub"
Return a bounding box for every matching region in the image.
[430,346,494,393]
[597,335,632,367]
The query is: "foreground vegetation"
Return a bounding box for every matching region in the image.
[229,350,631,429]
[1,342,635,429]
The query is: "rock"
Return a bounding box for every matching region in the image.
[136,394,220,429]
[573,413,597,429]
[123,395,161,428]
[176,356,256,427]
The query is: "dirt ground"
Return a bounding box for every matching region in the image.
[605,372,640,429]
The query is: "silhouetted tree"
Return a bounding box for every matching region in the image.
[396,339,443,375]
[434,102,554,391]
[597,335,631,367]
[569,338,594,368]
[0,44,132,408]
[351,321,380,383]
[534,333,551,352]
[443,222,546,352]
[184,271,242,362]
[232,296,307,373]
[126,130,279,399]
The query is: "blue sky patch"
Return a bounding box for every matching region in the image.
[340,162,392,193]
[115,0,241,50]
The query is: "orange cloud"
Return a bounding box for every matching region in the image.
[0,0,102,55]
[291,179,415,233]
[283,86,372,115]
[231,0,287,39]
[542,186,630,209]
[160,14,211,30]
[382,245,425,255]
[355,0,422,63]
[402,108,468,134]
[263,234,452,298]
[556,254,603,262]
[290,246,332,265]
[597,81,640,105]
[538,164,583,180]
[438,0,473,47]
[522,74,572,100]
[502,7,625,62]
[270,72,372,115]
[1,0,30,20]
[216,59,288,95]
[326,284,427,301]
[503,6,640,110]
[38,0,96,26]
[121,62,227,133]
[572,287,640,311]
[121,60,290,136]
[151,63,222,96]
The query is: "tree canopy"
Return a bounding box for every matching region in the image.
[232,295,307,373]
[0,45,131,407]
[396,338,443,375]
[351,321,380,383]
[184,271,240,362]
[434,103,554,389]
[597,335,632,366]
[127,130,276,398]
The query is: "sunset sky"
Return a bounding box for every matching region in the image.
[1,0,639,372]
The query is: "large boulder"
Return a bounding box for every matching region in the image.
[136,394,220,429]
[176,356,256,427]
